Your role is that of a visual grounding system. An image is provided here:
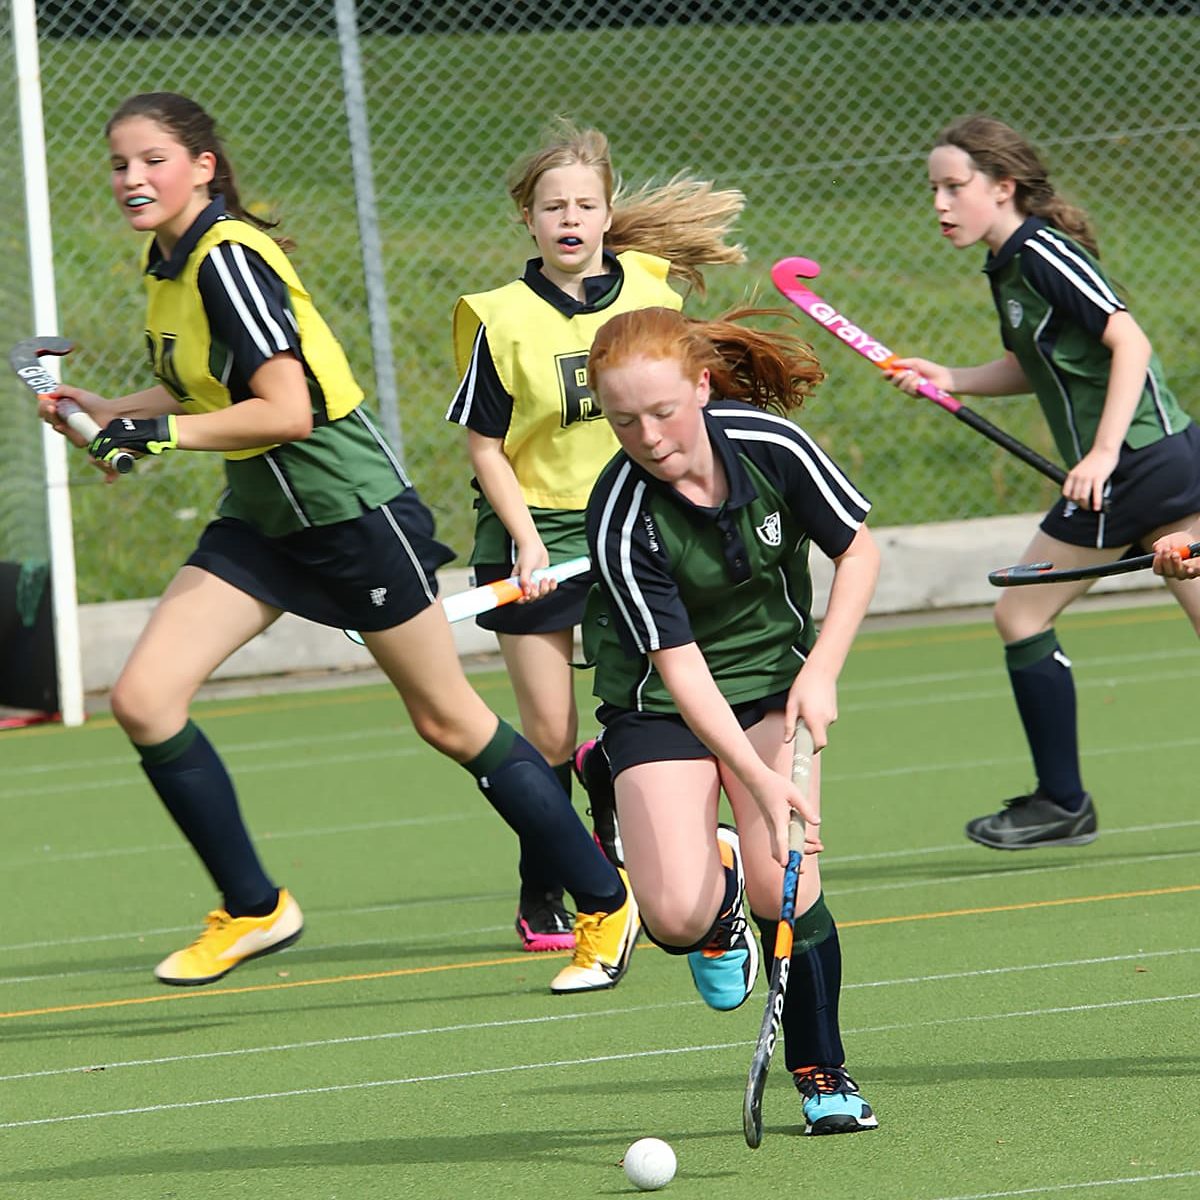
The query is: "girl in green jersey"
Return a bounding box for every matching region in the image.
[38,92,637,995]
[585,305,881,1135]
[893,114,1200,852]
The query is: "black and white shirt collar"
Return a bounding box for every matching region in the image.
[146,195,229,280]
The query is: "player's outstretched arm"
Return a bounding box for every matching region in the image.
[788,525,879,745]
[890,350,1029,397]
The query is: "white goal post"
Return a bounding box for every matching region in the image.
[12,0,85,727]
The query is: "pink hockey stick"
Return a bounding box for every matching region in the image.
[771,257,1067,487]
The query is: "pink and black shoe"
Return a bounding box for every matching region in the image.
[573,738,623,867]
[515,888,576,953]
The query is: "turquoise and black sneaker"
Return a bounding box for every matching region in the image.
[793,1066,879,1135]
[687,825,759,1011]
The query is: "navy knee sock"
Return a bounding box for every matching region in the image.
[753,895,845,1071]
[1005,629,1086,810]
[465,721,623,914]
[517,761,572,900]
[136,721,278,918]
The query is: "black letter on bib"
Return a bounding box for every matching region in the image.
[556,351,601,426]
[146,331,192,404]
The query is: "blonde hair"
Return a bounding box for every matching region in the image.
[588,306,824,417]
[507,119,745,295]
[936,114,1098,257]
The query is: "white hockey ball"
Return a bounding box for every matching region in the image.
[622,1137,677,1190]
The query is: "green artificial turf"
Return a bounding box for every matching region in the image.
[1,602,1198,1198]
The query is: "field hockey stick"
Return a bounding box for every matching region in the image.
[343,555,592,644]
[770,257,1069,488]
[9,336,136,474]
[743,722,813,1150]
[989,542,1200,587]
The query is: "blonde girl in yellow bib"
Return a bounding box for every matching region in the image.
[446,121,745,956]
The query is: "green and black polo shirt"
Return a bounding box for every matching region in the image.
[584,398,870,714]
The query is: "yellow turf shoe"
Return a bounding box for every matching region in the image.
[550,868,640,994]
[154,889,304,986]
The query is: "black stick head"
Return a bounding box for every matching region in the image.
[988,562,1055,586]
[9,336,75,372]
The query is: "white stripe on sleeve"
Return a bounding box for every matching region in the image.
[721,409,868,531]
[208,245,276,359]
[595,466,659,654]
[228,243,291,350]
[446,326,483,425]
[1030,230,1121,314]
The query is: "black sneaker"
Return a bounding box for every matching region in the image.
[573,738,623,867]
[515,888,576,953]
[965,790,1098,850]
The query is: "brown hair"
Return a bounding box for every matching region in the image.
[935,114,1098,257]
[588,306,824,417]
[507,119,745,295]
[105,92,292,251]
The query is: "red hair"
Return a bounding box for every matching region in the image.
[588,306,824,416]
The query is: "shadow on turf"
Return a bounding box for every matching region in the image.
[864,1055,1200,1085]
[825,841,1200,886]
[8,928,559,997]
[5,982,574,1045]
[0,1127,747,1184]
[514,1053,1200,1102]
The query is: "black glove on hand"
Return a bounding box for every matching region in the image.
[89,415,178,464]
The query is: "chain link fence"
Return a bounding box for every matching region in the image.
[5,0,1198,603]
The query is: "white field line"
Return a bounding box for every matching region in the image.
[2,990,1198,1131]
[2,650,1193,802]
[831,847,1200,899]
[837,646,1188,694]
[926,1171,1200,1199]
[2,947,1197,1083]
[831,819,1200,864]
[2,743,424,803]
[839,666,1200,716]
[4,726,416,779]
[0,1000,694,1082]
[2,814,1198,960]
[4,646,1180,790]
[836,735,1200,781]
[6,741,1200,873]
[3,810,472,869]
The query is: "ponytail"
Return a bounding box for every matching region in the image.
[589,306,824,417]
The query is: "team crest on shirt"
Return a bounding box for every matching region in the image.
[1006,299,1023,329]
[755,511,782,547]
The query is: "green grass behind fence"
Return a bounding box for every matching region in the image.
[14,13,1200,600]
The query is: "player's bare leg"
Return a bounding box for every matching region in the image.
[111,567,300,985]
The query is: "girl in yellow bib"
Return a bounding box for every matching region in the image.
[446,122,744,955]
[38,94,638,996]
